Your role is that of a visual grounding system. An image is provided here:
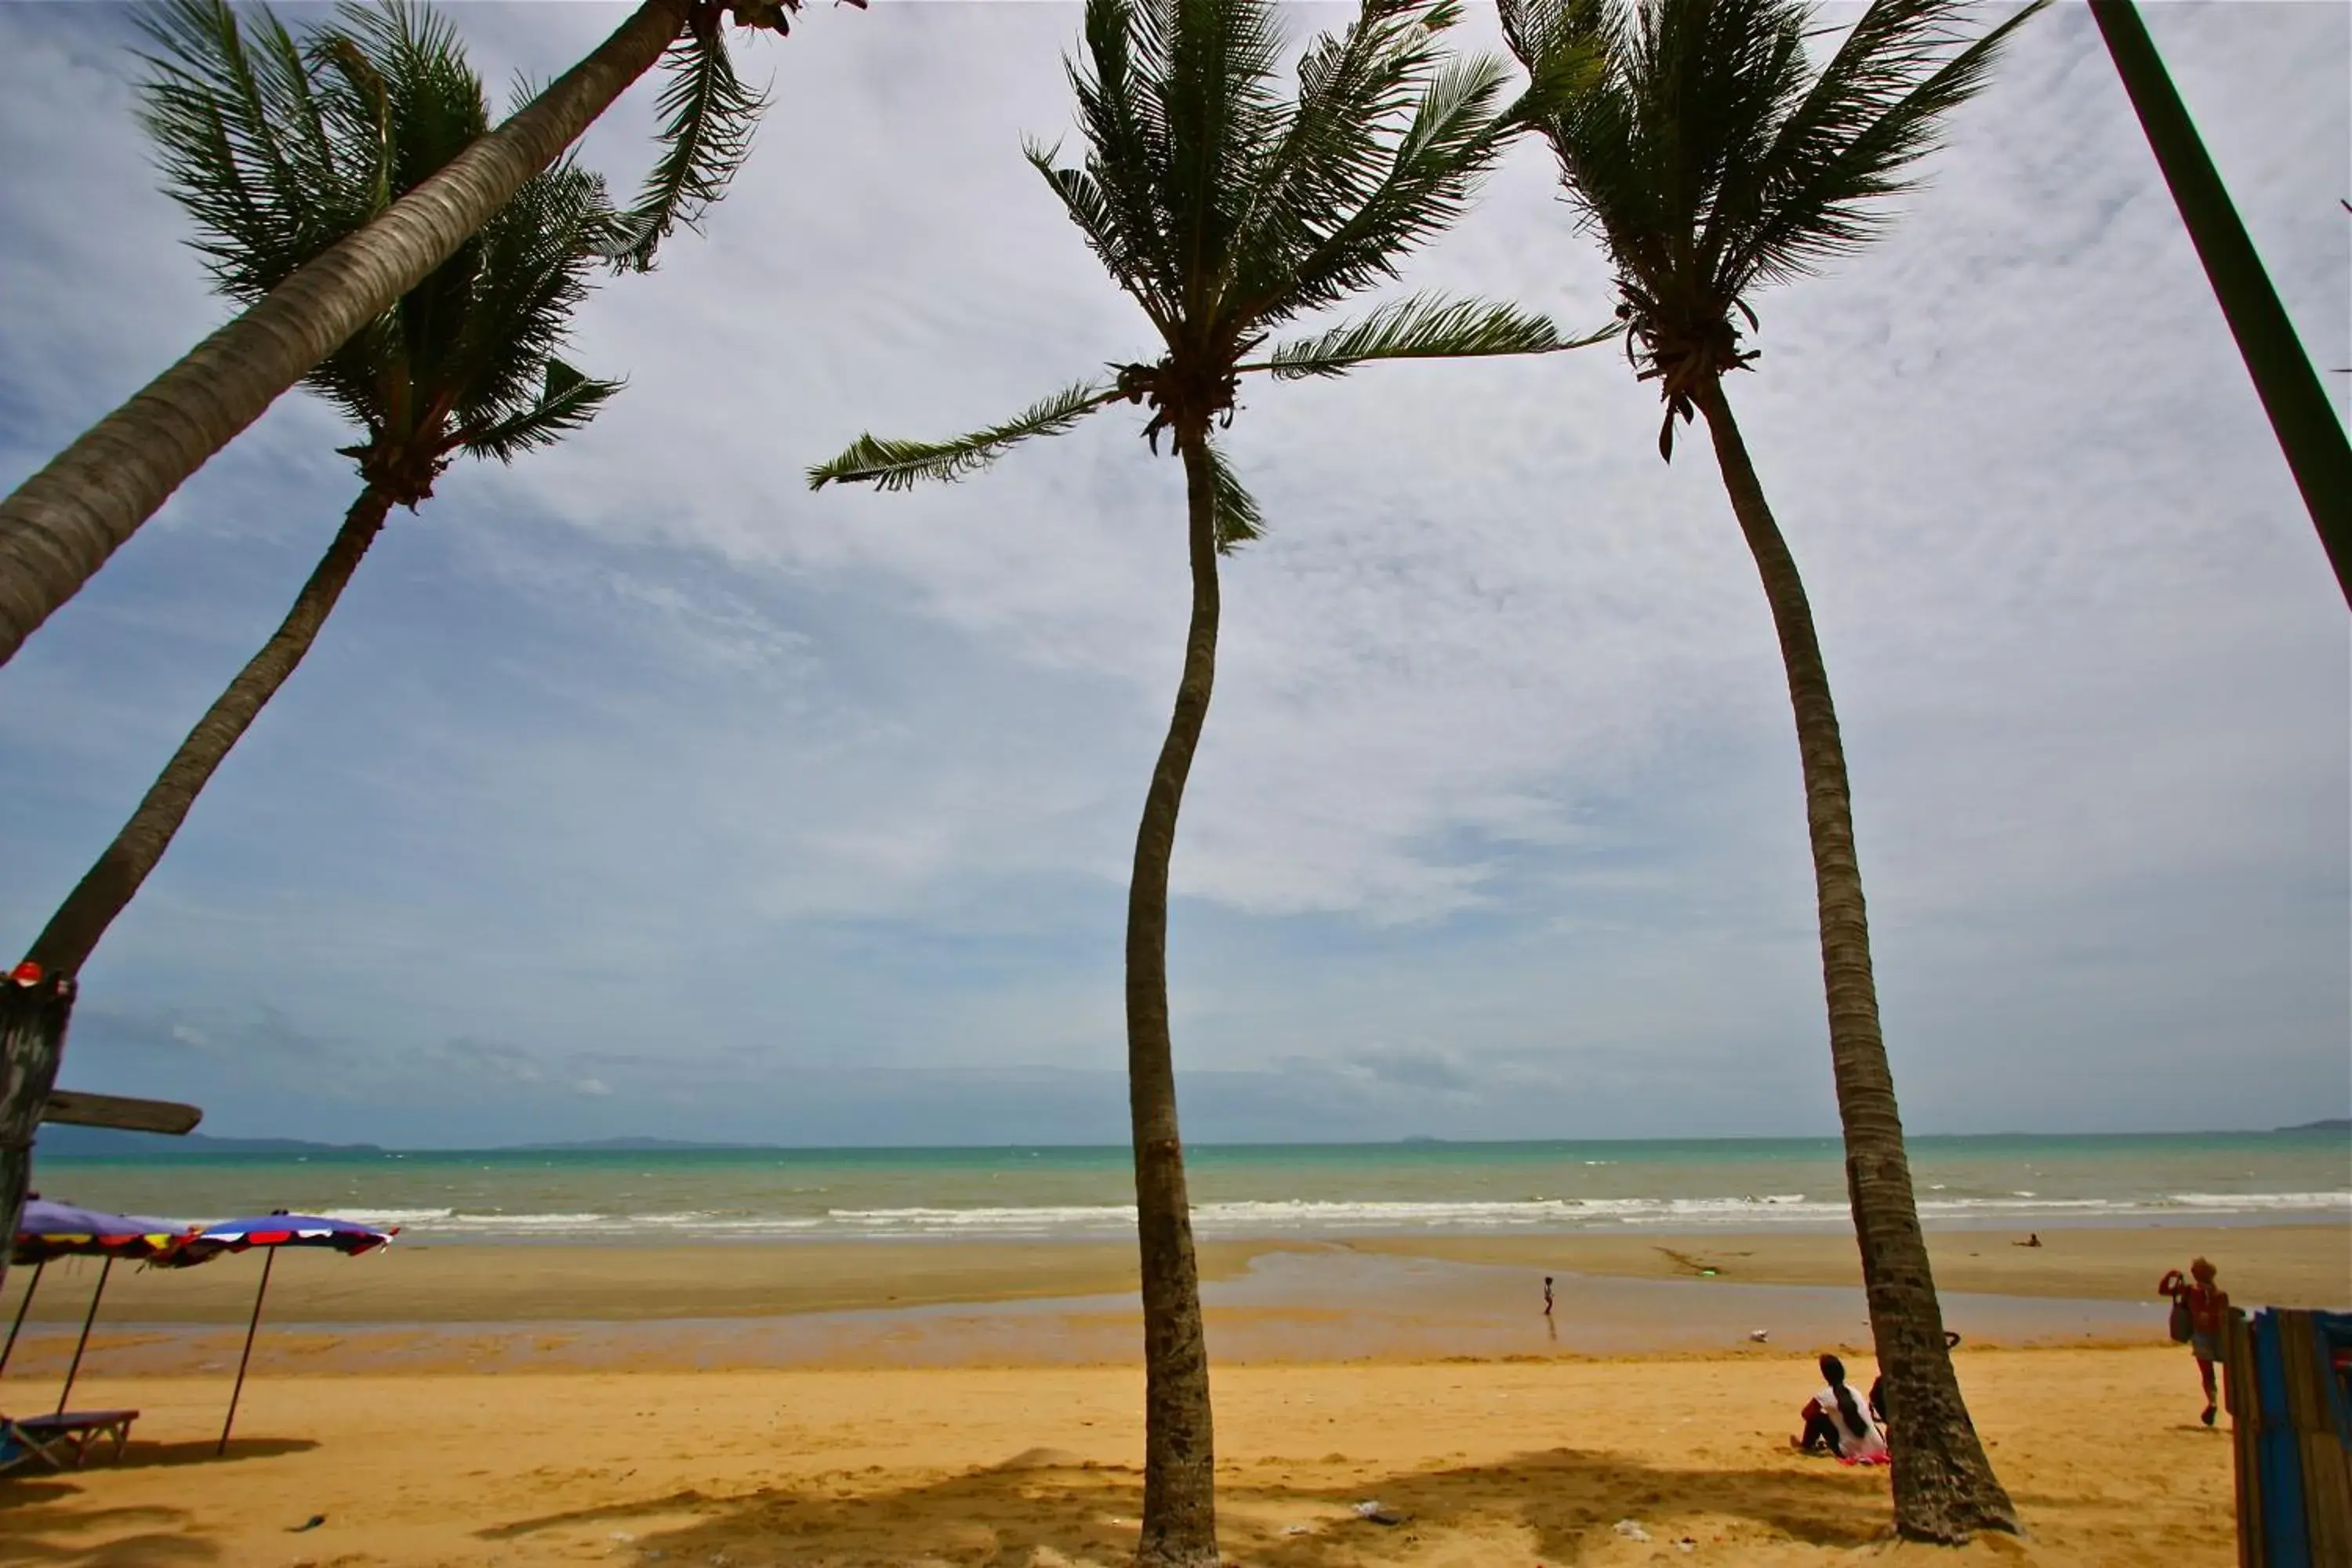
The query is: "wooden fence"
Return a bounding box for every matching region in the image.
[2227,1307,2352,1567]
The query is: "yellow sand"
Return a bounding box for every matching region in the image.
[2,1348,2241,1566]
[5,1224,2338,1323]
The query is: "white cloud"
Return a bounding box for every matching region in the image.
[0,2,2342,1142]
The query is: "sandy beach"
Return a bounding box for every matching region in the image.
[2,1349,2247,1566]
[2,1222,2339,1563]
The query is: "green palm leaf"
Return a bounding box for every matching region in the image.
[140,0,625,481]
[459,358,624,463]
[609,29,766,272]
[1254,294,1609,378]
[807,379,1124,491]
[1202,434,1262,550]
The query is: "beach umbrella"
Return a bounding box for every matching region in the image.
[180,1212,396,1454]
[4,1197,202,1409]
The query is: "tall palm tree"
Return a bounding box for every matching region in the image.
[1497,0,2043,1542]
[809,4,1601,1560]
[0,0,625,1297]
[0,0,847,671]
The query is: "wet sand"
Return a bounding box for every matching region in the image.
[1,1348,2245,1566]
[3,1222,2336,1327]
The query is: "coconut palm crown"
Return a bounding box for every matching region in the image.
[811,2,1602,1561]
[812,0,1604,514]
[137,0,625,507]
[1499,0,2045,1544]
[1501,0,2046,458]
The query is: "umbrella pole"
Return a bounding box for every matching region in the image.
[0,1258,42,1377]
[55,1255,111,1414]
[218,1247,274,1456]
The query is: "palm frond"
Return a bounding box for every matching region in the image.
[134,0,358,301]
[808,380,1123,491]
[1151,0,1290,307]
[1729,0,2049,292]
[1202,434,1262,552]
[611,26,765,271]
[140,0,622,474]
[1225,0,1458,310]
[1062,0,1178,307]
[1244,49,1521,325]
[457,358,623,463]
[1026,140,1176,329]
[1250,294,1605,378]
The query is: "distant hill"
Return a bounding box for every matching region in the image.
[35,1126,383,1157]
[509,1138,769,1152]
[2278,1118,2350,1134]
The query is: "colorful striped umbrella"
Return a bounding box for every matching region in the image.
[4,1198,206,1413]
[181,1212,397,1453]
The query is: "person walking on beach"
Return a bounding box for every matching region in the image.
[2159,1258,2230,1425]
[1542,1276,1554,1318]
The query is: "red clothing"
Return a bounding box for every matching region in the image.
[2159,1271,2229,1336]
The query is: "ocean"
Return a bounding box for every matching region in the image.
[29,1130,2349,1243]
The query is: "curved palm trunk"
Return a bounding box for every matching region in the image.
[0,0,688,672]
[1691,376,2016,1543]
[0,485,394,1297]
[1125,426,1222,1568]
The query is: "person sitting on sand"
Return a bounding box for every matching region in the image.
[2159,1257,2230,1426]
[1795,1355,1888,1464]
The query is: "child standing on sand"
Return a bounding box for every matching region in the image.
[2159,1258,2230,1426]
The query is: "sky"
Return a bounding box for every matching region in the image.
[0,1,2343,1149]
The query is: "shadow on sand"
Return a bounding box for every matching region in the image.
[477,1443,1903,1565]
[0,1439,318,1566]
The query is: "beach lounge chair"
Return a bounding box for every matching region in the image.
[0,1410,139,1473]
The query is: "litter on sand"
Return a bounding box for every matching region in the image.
[1613,1519,1651,1541]
[1353,1500,1406,1526]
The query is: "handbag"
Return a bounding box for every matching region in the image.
[2168,1296,2194,1344]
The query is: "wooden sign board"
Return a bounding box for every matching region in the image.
[39,1090,203,1136]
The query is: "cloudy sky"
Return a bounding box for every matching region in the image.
[0,1,2343,1149]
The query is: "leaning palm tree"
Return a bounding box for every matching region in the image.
[0,0,849,671]
[810,3,1601,1559]
[1498,0,2043,1542]
[0,0,625,1296]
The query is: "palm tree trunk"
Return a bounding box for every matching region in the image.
[1125,425,1222,1568]
[27,485,395,976]
[0,485,394,1298]
[2089,0,2352,608]
[0,0,689,673]
[0,974,78,1302]
[1691,375,2016,1543]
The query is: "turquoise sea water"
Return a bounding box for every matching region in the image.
[31,1131,2348,1243]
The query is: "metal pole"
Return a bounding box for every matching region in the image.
[218,1247,275,1456]
[54,1255,110,1414]
[0,1258,42,1376]
[2088,0,2352,608]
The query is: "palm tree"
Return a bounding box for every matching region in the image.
[808,5,1602,1560]
[0,0,845,670]
[0,0,626,1297]
[1497,0,2043,1542]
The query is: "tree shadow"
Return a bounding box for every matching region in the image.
[474,1443,1904,1566]
[0,1501,213,1567]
